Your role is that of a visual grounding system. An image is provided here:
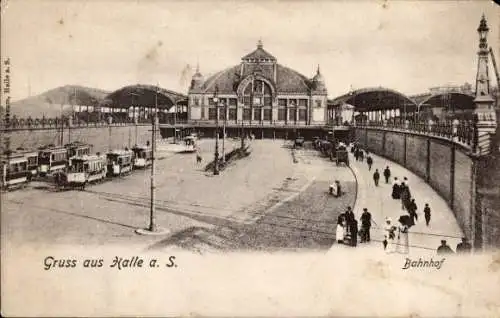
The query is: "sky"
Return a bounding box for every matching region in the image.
[1,0,499,101]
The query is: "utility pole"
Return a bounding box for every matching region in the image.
[222,101,226,164]
[149,87,158,232]
[213,85,220,175]
[136,85,168,236]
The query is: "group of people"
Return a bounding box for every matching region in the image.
[351,145,365,162]
[335,207,373,247]
[437,238,472,254]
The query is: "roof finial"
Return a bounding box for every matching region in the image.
[196,61,200,73]
[257,38,263,49]
[317,64,321,75]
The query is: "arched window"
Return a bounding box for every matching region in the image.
[242,79,272,107]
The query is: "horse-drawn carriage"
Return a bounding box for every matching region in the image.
[336,148,349,166]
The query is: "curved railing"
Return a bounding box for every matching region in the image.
[355,119,476,150]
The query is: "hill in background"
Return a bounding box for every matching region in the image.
[9,85,110,118]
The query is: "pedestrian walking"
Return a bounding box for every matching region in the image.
[360,208,372,243]
[392,177,401,199]
[354,148,360,161]
[383,166,391,184]
[345,206,355,224]
[424,203,431,226]
[350,219,358,247]
[437,240,454,255]
[373,169,380,186]
[359,149,364,162]
[366,155,373,171]
[400,183,411,210]
[384,218,397,253]
[408,198,418,225]
[456,237,472,254]
[396,218,410,254]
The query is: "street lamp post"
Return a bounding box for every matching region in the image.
[135,85,168,236]
[213,86,220,175]
[222,101,226,164]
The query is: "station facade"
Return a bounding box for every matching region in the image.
[187,41,328,126]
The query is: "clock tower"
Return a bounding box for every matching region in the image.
[473,15,497,155]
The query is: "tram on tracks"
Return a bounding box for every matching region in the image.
[183,135,197,153]
[106,150,133,177]
[131,145,152,168]
[14,148,39,179]
[1,154,31,190]
[61,154,107,190]
[66,142,92,165]
[38,146,68,176]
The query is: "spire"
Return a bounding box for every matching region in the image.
[257,38,263,49]
[317,64,321,75]
[195,62,200,74]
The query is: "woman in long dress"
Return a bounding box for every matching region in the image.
[392,177,401,199]
[336,221,345,244]
[396,221,410,254]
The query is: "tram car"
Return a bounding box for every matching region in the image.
[14,148,39,179]
[65,141,92,165]
[38,146,68,176]
[183,135,197,153]
[132,145,152,168]
[62,155,107,189]
[106,150,133,177]
[1,154,31,190]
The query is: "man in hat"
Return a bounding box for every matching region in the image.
[456,237,472,254]
[373,169,380,187]
[360,208,372,243]
[366,155,373,171]
[437,240,454,254]
[350,219,359,247]
[383,166,391,184]
[424,203,431,226]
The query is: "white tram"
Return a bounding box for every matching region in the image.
[132,145,152,168]
[64,155,107,189]
[66,142,92,166]
[38,147,68,176]
[183,135,197,153]
[106,150,133,177]
[1,154,31,190]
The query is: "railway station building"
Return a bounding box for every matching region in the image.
[187,41,328,127]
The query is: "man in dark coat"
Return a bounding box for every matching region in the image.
[373,169,380,186]
[456,237,472,254]
[345,207,355,224]
[437,240,454,254]
[360,208,372,243]
[424,203,431,226]
[350,219,359,247]
[400,182,411,210]
[366,155,373,171]
[383,166,391,184]
[408,198,418,225]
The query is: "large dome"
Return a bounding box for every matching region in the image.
[194,64,313,95]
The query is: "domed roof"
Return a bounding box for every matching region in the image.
[190,64,204,90]
[312,65,326,92]
[241,40,277,62]
[198,64,312,94]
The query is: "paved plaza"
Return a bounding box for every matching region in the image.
[1,139,355,251]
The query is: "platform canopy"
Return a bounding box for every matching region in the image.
[417,92,475,111]
[329,87,418,112]
[103,84,187,110]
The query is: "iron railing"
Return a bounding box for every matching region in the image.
[355,119,476,149]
